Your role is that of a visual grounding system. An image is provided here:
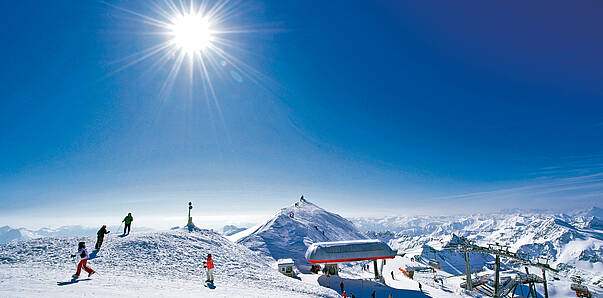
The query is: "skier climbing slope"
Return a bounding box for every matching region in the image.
[95,225,110,249]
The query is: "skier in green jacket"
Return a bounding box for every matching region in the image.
[95,225,110,249]
[122,213,133,235]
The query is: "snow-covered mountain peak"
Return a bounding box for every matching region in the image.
[234,197,367,272]
[577,206,603,218]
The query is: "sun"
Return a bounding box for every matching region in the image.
[105,0,269,98]
[169,13,214,54]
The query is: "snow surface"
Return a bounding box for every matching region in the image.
[234,199,367,272]
[0,227,340,298]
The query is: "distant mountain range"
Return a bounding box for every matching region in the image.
[0,225,154,244]
[221,225,247,236]
[351,206,603,288]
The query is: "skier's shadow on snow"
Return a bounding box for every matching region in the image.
[205,283,216,289]
[57,278,92,286]
[88,250,99,260]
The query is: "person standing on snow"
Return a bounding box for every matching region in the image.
[122,213,133,235]
[204,253,215,283]
[95,225,110,249]
[340,281,344,294]
[71,241,95,278]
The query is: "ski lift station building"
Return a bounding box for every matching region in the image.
[305,239,397,279]
[277,258,295,277]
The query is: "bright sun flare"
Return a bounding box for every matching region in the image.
[107,0,265,98]
[169,14,214,54]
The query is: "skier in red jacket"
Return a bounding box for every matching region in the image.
[204,253,215,283]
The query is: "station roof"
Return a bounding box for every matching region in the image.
[305,239,397,264]
[277,258,295,266]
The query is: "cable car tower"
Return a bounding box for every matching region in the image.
[446,236,558,298]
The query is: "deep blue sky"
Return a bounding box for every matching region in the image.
[1,1,601,228]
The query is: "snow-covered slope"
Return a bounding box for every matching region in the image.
[234,198,367,272]
[0,226,339,297]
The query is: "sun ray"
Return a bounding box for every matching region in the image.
[103,0,286,115]
[102,1,171,29]
[100,41,173,81]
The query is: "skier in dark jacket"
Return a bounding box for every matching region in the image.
[95,225,110,249]
[122,213,133,235]
[71,242,95,279]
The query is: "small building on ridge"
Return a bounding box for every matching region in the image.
[277,258,296,277]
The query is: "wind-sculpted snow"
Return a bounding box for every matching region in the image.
[235,199,367,272]
[0,228,340,297]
